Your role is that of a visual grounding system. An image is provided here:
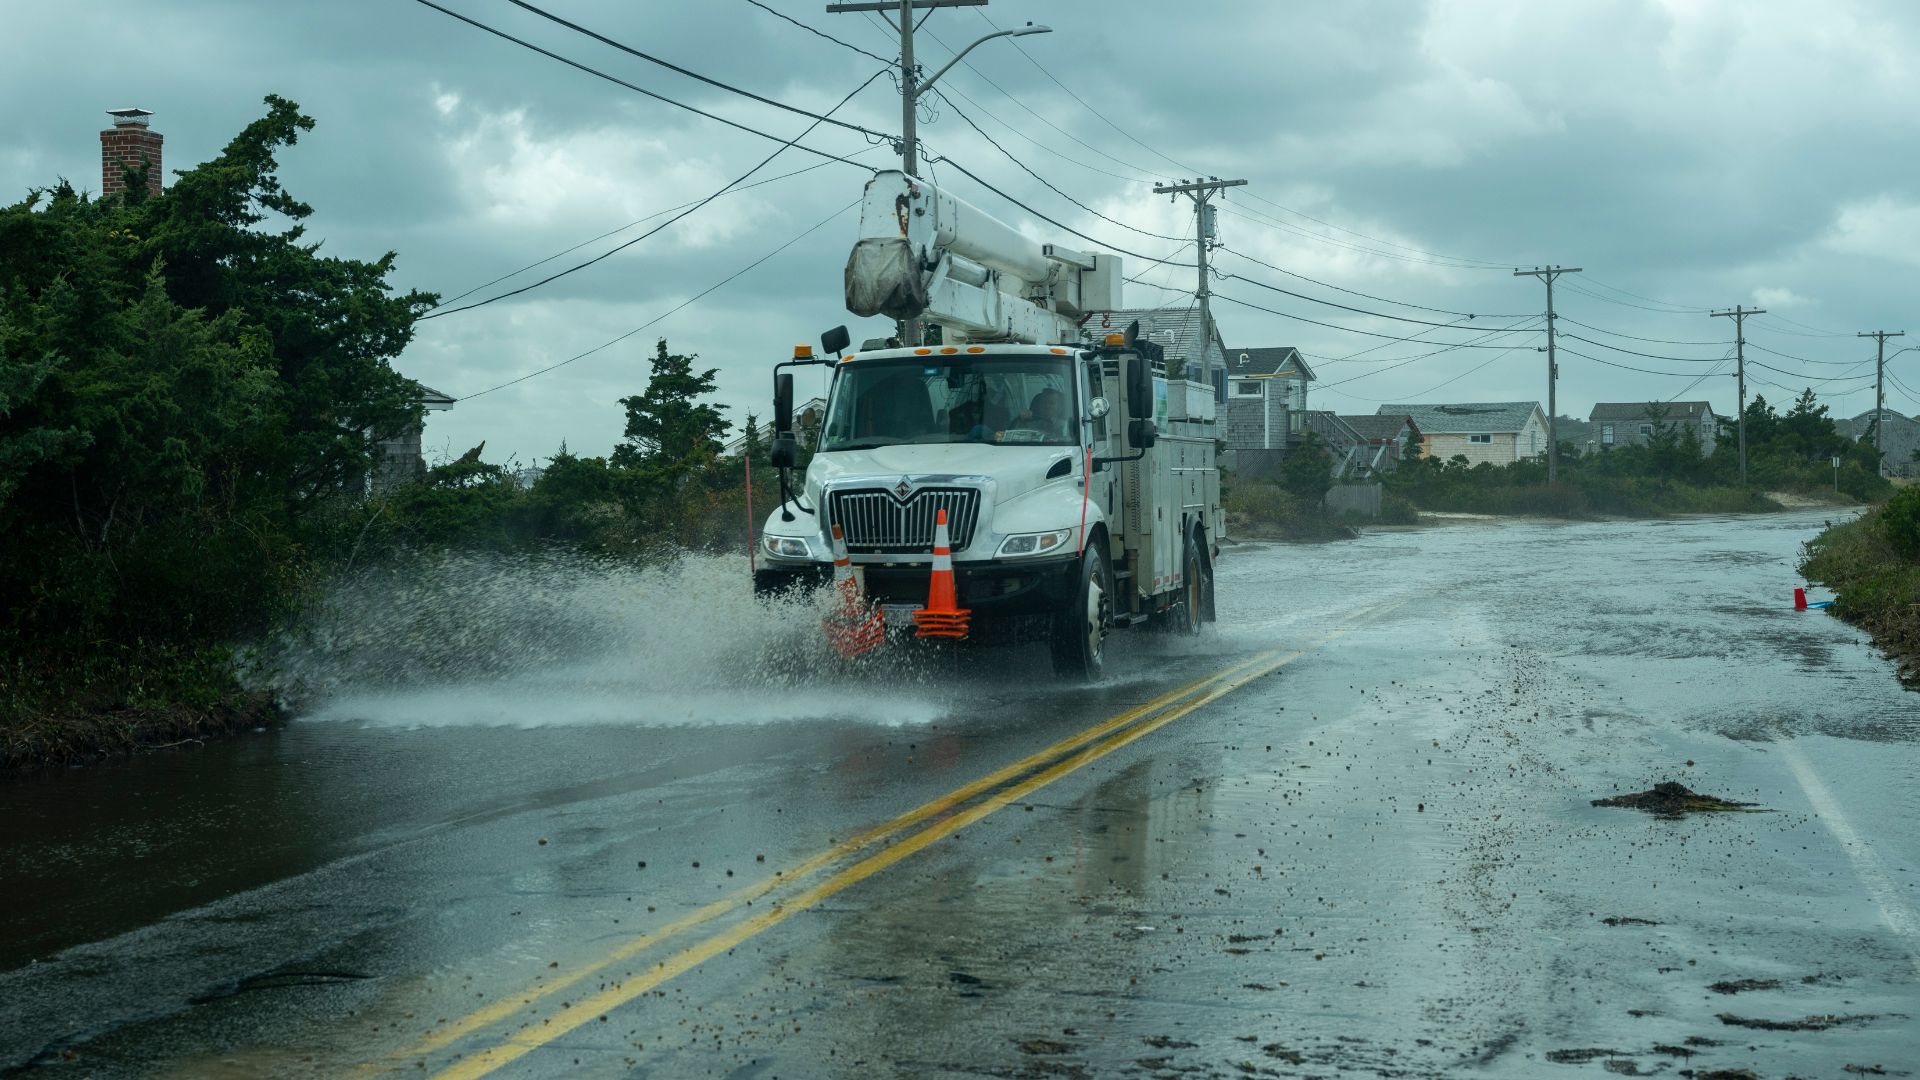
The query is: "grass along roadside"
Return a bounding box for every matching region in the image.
[1,643,281,771]
[1799,487,1920,687]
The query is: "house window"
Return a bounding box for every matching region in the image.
[1469,433,1492,444]
[1638,424,1653,437]
[1236,381,1262,396]
[1601,424,1615,446]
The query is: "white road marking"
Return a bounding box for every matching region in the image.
[1774,737,1920,978]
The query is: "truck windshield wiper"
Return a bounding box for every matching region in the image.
[826,440,900,451]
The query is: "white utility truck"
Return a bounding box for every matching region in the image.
[753,170,1222,678]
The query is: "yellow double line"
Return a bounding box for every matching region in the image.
[367,625,1363,1078]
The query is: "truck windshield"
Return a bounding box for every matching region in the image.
[818,356,1078,450]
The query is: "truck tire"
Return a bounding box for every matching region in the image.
[1051,545,1111,680]
[1167,528,1207,635]
[1195,527,1217,624]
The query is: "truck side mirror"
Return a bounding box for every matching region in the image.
[1127,354,1153,420]
[821,325,850,358]
[770,432,797,469]
[774,371,794,435]
[1129,418,1157,448]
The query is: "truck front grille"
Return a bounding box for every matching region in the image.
[827,487,981,553]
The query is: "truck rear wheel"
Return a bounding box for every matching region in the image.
[1164,528,1208,635]
[1051,546,1111,680]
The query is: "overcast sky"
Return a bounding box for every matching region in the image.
[8,0,1919,464]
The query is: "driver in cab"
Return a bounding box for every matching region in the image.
[1015,388,1069,441]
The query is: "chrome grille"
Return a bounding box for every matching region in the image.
[828,487,981,553]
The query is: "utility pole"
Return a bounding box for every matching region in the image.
[1513,266,1581,483]
[1858,329,1905,468]
[1710,304,1764,487]
[1155,177,1246,399]
[825,1,1046,346]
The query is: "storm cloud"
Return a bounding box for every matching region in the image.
[7,0,1917,463]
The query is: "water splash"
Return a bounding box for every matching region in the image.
[260,550,950,729]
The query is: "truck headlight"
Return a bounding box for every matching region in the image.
[762,535,816,560]
[996,529,1073,557]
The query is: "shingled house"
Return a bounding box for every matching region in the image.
[1844,408,1920,478]
[1222,346,1316,453]
[1079,307,1227,391]
[1587,401,1720,455]
[1378,402,1549,465]
[372,383,456,492]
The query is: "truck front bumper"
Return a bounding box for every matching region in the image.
[752,554,1079,619]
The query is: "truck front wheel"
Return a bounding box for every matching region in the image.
[1050,546,1111,680]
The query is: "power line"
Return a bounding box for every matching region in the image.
[1554,315,1731,346]
[454,198,861,401]
[1746,358,1877,383]
[1213,288,1543,345]
[1397,344,1536,400]
[929,91,1187,241]
[1557,280,1707,314]
[1759,311,1853,337]
[408,0,885,169]
[1748,314,1853,338]
[925,87,1522,313]
[1557,346,1724,378]
[506,0,894,140]
[1216,245,1529,319]
[1745,341,1877,367]
[1312,316,1482,366]
[1575,274,1708,313]
[925,154,1197,267]
[915,21,1167,185]
[1310,320,1543,391]
[1663,355,1735,403]
[422,66,889,319]
[1211,291,1541,347]
[742,0,893,65]
[957,9,1517,272]
[1212,266,1515,330]
[1557,334,1730,364]
[431,148,877,310]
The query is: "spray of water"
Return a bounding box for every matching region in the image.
[259,550,955,729]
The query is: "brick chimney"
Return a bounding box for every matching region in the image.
[100,108,163,199]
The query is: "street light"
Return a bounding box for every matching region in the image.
[917,24,1051,96]
[889,18,1050,345]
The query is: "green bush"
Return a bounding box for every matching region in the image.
[1227,483,1300,529]
[1880,485,1920,562]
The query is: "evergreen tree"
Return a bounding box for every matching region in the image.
[612,339,727,477]
[740,411,766,466]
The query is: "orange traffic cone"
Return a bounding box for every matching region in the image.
[823,523,884,657]
[1794,586,1808,610]
[913,509,971,639]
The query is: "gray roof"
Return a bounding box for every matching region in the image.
[1376,401,1544,434]
[1226,346,1317,381]
[417,383,456,406]
[1340,414,1418,441]
[1844,408,1919,438]
[1080,308,1225,370]
[1589,400,1717,422]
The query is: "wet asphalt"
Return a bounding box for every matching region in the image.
[2,509,1917,1078]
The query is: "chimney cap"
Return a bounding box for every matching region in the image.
[106,108,154,127]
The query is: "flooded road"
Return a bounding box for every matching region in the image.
[4,510,1917,1078]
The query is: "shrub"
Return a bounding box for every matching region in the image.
[1880,485,1920,562]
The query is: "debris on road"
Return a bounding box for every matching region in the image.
[1708,978,1782,995]
[1716,1012,1882,1031]
[1591,781,1763,818]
